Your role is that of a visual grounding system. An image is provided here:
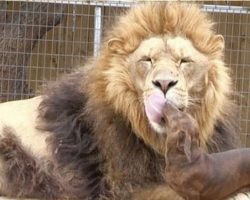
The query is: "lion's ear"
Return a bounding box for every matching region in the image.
[214,34,225,51]
[207,34,225,57]
[107,38,125,54]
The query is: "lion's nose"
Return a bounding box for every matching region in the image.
[152,79,178,94]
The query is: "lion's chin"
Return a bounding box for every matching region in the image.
[148,105,186,135]
[150,120,167,135]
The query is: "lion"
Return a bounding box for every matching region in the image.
[0,2,249,200]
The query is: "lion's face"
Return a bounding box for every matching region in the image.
[128,36,209,134]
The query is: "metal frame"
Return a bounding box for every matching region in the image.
[6,1,250,54]
[7,1,250,14]
[94,6,102,57]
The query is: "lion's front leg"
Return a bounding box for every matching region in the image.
[163,103,250,200]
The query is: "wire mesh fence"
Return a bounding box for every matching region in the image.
[0,1,250,146]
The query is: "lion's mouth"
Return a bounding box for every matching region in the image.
[144,91,166,124]
[144,91,185,125]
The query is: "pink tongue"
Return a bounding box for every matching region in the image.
[144,91,166,123]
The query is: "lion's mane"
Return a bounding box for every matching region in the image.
[37,2,240,199]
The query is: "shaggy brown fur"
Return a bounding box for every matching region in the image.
[0,2,244,200]
[0,127,63,199]
[164,103,250,200]
[39,72,110,199]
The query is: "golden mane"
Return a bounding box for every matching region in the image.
[105,2,224,58]
[86,2,234,153]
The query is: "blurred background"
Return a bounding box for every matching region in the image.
[0,1,250,145]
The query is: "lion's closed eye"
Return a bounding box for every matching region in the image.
[139,56,153,63]
[180,57,193,66]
